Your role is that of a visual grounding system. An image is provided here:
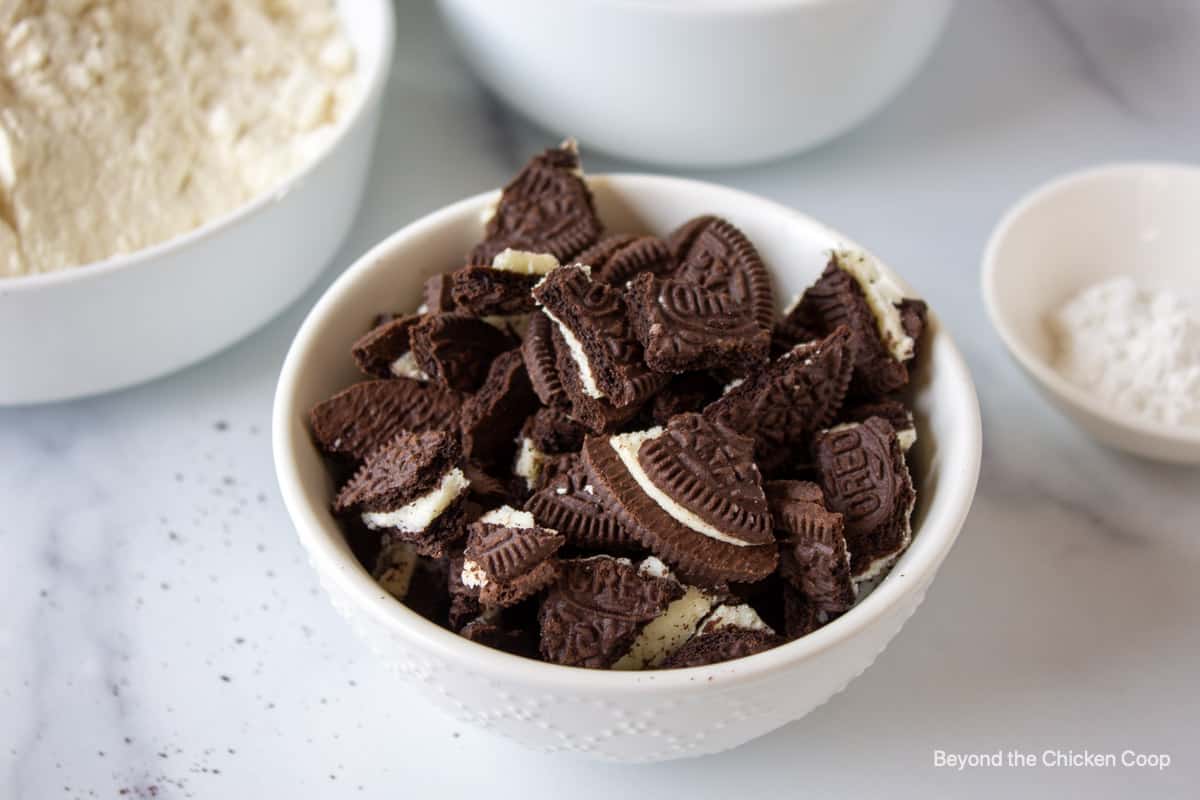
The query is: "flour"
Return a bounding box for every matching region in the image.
[0,0,356,277]
[1053,277,1200,427]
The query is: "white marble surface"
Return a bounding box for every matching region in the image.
[3,2,1199,797]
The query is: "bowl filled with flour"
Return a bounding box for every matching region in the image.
[983,162,1200,464]
[0,0,395,405]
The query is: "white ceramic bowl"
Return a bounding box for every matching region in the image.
[273,175,981,762]
[435,0,954,168]
[983,163,1200,464]
[0,0,394,406]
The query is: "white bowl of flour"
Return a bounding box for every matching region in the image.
[0,0,394,405]
[983,162,1200,464]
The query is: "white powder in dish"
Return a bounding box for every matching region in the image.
[1053,276,1200,427]
[0,0,356,276]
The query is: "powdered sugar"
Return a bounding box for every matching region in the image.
[1053,277,1200,427]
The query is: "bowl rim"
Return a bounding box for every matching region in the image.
[273,173,983,692]
[981,160,1200,447]
[0,0,395,293]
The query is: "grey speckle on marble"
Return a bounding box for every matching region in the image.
[2,2,1198,798]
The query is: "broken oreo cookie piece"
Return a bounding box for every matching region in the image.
[813,417,914,582]
[351,314,427,380]
[470,141,602,264]
[532,264,667,409]
[309,379,460,463]
[458,349,537,467]
[794,250,921,397]
[333,430,470,558]
[625,216,774,373]
[661,603,782,668]
[766,480,856,617]
[705,326,854,474]
[521,311,570,410]
[524,454,636,551]
[537,555,684,669]
[584,413,778,584]
[410,312,516,392]
[461,506,565,608]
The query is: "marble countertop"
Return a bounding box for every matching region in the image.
[3,2,1198,797]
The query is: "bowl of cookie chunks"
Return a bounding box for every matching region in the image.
[273,142,982,762]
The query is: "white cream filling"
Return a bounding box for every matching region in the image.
[388,351,429,381]
[698,603,772,635]
[722,377,745,396]
[461,558,488,589]
[609,428,755,547]
[541,306,604,398]
[513,437,546,492]
[373,541,418,600]
[479,505,535,528]
[637,555,672,579]
[361,468,469,533]
[613,557,715,670]
[491,249,560,276]
[613,585,714,670]
[833,248,915,362]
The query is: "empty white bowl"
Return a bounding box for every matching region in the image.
[436,0,954,168]
[0,0,394,406]
[982,162,1200,464]
[273,174,982,761]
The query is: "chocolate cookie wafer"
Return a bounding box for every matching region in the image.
[662,627,782,668]
[524,454,637,551]
[469,141,602,264]
[583,413,778,584]
[461,506,565,608]
[351,314,426,380]
[459,349,537,467]
[649,372,724,426]
[577,234,674,287]
[766,480,855,616]
[521,311,568,409]
[661,603,783,668]
[813,417,914,582]
[309,378,460,462]
[705,326,854,473]
[447,265,540,317]
[626,216,774,373]
[459,611,539,658]
[538,556,684,668]
[422,273,456,313]
[410,312,516,392]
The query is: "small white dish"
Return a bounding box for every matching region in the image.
[435,0,954,168]
[0,0,395,406]
[273,173,982,762]
[982,162,1200,464]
